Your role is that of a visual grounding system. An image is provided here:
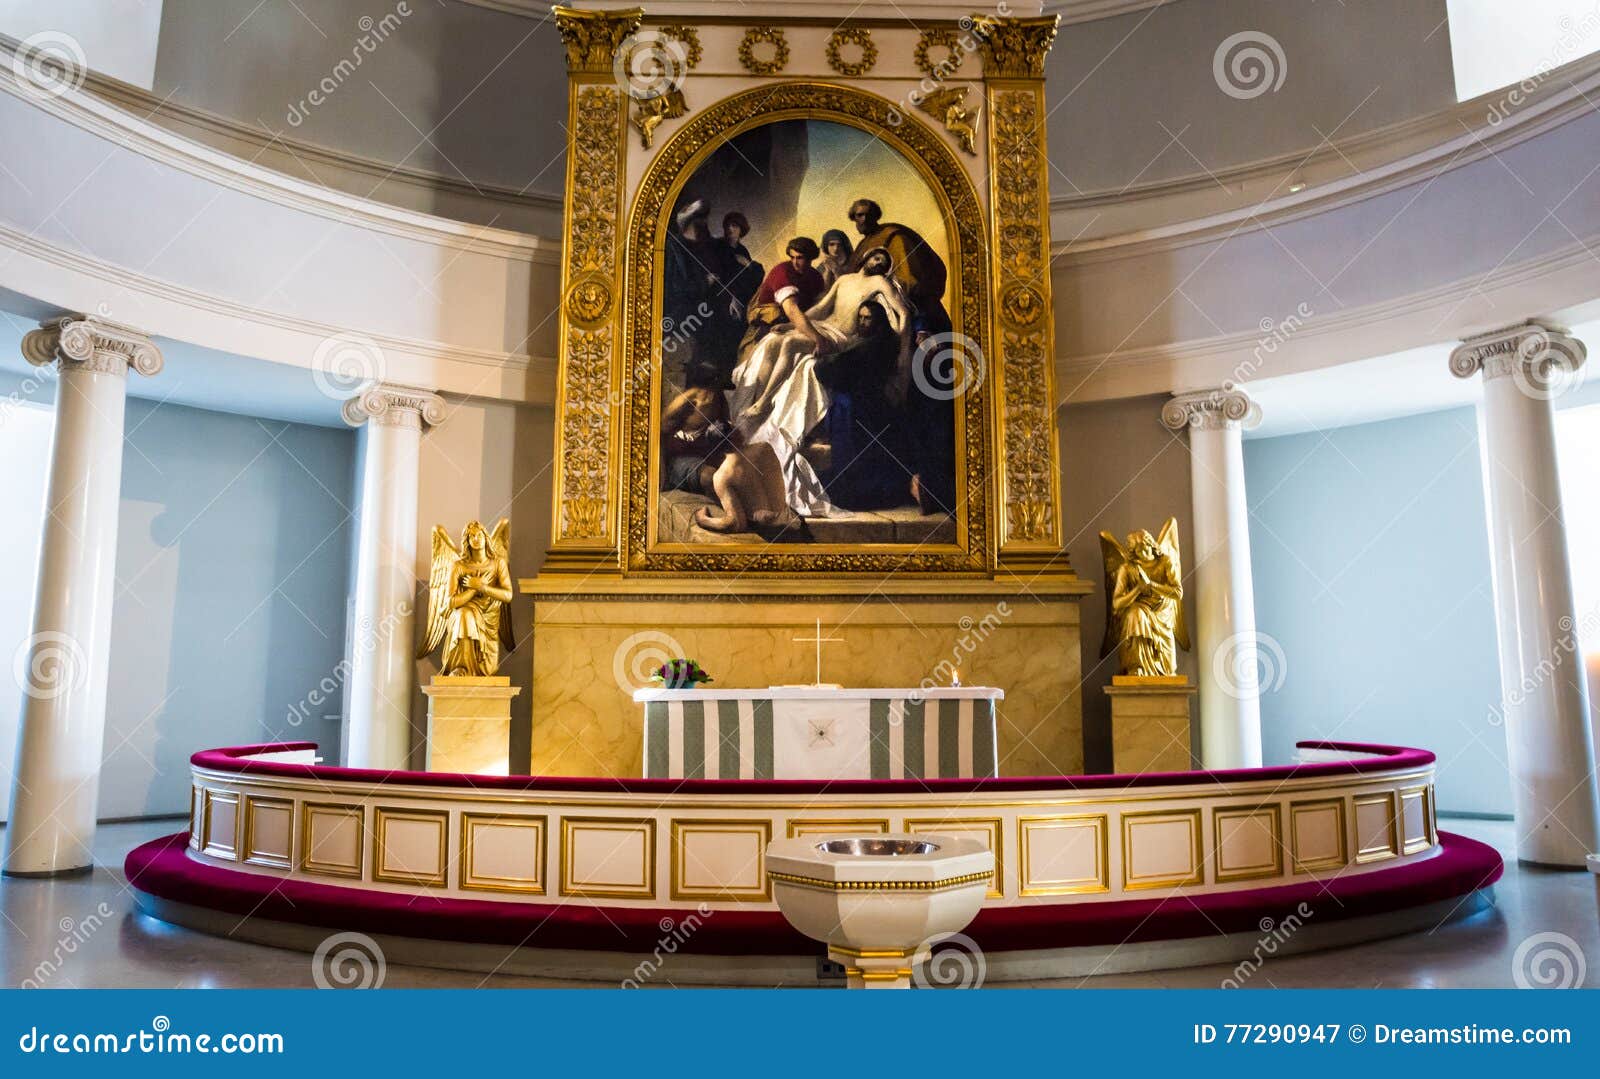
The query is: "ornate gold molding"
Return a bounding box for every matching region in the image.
[914,86,981,156]
[825,28,877,77]
[622,83,992,576]
[738,27,789,76]
[552,5,643,74]
[988,84,1065,565]
[974,14,1060,79]
[548,75,627,570]
[915,28,967,79]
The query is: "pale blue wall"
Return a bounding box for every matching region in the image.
[1243,406,1512,816]
[0,385,355,821]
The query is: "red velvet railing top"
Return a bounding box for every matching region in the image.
[190,739,1434,795]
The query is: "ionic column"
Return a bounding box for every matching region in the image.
[1161,388,1264,768]
[1451,322,1600,867]
[342,384,444,770]
[4,316,162,876]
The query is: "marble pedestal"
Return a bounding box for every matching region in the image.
[1105,676,1195,775]
[422,676,521,775]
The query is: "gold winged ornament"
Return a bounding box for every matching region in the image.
[1098,517,1190,678]
[419,518,515,677]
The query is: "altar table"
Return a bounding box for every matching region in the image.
[632,687,1002,780]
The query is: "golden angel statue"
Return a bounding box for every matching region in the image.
[419,518,515,677]
[1098,517,1189,678]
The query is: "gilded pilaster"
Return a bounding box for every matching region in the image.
[546,6,642,573]
[979,14,1066,573]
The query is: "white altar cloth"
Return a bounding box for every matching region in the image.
[632,686,1002,780]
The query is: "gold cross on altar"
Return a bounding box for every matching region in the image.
[793,618,844,687]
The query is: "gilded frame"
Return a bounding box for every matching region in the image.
[622,83,993,576]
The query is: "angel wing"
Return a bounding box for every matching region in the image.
[488,517,516,656]
[1155,516,1191,653]
[918,85,970,117]
[1097,530,1129,660]
[417,525,459,660]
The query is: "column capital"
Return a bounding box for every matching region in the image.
[974,14,1061,78]
[1161,387,1261,433]
[341,383,445,430]
[21,316,163,378]
[1448,321,1586,383]
[552,5,643,75]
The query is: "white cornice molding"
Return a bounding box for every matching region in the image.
[0,40,559,265]
[1055,232,1600,404]
[0,218,556,395]
[1055,50,1600,262]
[76,68,565,221]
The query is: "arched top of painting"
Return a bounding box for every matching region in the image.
[633,82,983,263]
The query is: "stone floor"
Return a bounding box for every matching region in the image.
[1,819,1594,988]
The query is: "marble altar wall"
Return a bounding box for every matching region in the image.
[1062,394,1198,774]
[527,589,1085,778]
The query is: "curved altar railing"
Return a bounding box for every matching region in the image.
[181,740,1439,910]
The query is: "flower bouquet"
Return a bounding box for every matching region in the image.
[650,658,713,689]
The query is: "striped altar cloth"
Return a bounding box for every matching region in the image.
[635,689,1001,780]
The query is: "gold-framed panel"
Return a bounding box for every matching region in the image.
[904,816,1005,898]
[299,801,365,879]
[786,817,891,837]
[1353,791,1400,864]
[560,816,658,899]
[1288,797,1348,874]
[1120,808,1205,891]
[458,813,548,895]
[1210,803,1284,883]
[1398,784,1434,855]
[622,82,993,576]
[1017,813,1108,896]
[188,784,199,850]
[200,789,240,860]
[371,806,451,888]
[670,818,773,901]
[241,794,295,869]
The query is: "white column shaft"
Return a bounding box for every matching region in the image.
[1189,421,1264,768]
[1480,374,1600,865]
[5,322,155,875]
[345,419,422,769]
